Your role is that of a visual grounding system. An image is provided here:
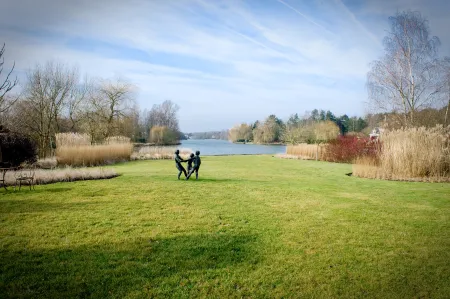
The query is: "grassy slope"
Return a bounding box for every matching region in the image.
[1,156,449,298]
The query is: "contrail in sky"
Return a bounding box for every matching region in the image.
[225,26,302,64]
[275,0,334,35]
[333,0,381,46]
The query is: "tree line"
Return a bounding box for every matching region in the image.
[0,55,182,158]
[228,110,368,144]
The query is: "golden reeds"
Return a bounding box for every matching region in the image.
[353,126,450,182]
[56,143,133,167]
[55,134,133,166]
[286,143,326,160]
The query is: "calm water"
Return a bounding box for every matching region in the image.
[180,139,286,156]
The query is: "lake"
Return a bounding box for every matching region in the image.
[179,139,286,156]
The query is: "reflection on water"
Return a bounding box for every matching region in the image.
[178,139,286,156]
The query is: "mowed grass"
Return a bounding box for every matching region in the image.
[1,156,449,298]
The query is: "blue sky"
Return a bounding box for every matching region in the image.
[1,0,449,132]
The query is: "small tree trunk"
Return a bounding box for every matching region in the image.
[445,93,450,126]
[316,143,319,161]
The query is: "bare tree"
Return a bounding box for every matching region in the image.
[66,75,93,132]
[228,124,240,142]
[239,123,252,143]
[89,78,136,139]
[147,100,180,130]
[146,100,180,142]
[442,57,450,126]
[252,123,264,144]
[17,61,78,157]
[367,11,443,127]
[282,123,314,145]
[0,43,18,116]
[159,100,180,132]
[228,123,252,143]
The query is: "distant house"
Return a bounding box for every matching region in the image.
[369,127,384,140]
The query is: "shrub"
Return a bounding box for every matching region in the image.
[0,133,37,167]
[323,136,377,163]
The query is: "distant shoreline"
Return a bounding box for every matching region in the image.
[233,141,286,146]
[199,153,280,157]
[133,142,181,147]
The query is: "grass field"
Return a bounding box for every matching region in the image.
[1,156,449,298]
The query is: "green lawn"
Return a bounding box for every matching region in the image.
[1,156,449,298]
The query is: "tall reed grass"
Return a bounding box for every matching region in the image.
[56,144,133,167]
[353,126,450,182]
[55,134,133,167]
[131,146,193,160]
[286,143,326,160]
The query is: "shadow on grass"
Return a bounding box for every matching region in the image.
[187,178,245,183]
[1,186,103,196]
[0,198,106,213]
[42,187,74,193]
[0,233,260,298]
[148,175,264,183]
[14,187,75,194]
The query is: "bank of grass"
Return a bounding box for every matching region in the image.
[2,167,118,186]
[1,156,449,298]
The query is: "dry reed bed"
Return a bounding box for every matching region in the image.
[3,167,118,186]
[353,126,450,182]
[131,146,193,160]
[54,133,133,167]
[286,143,326,160]
[56,144,133,167]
